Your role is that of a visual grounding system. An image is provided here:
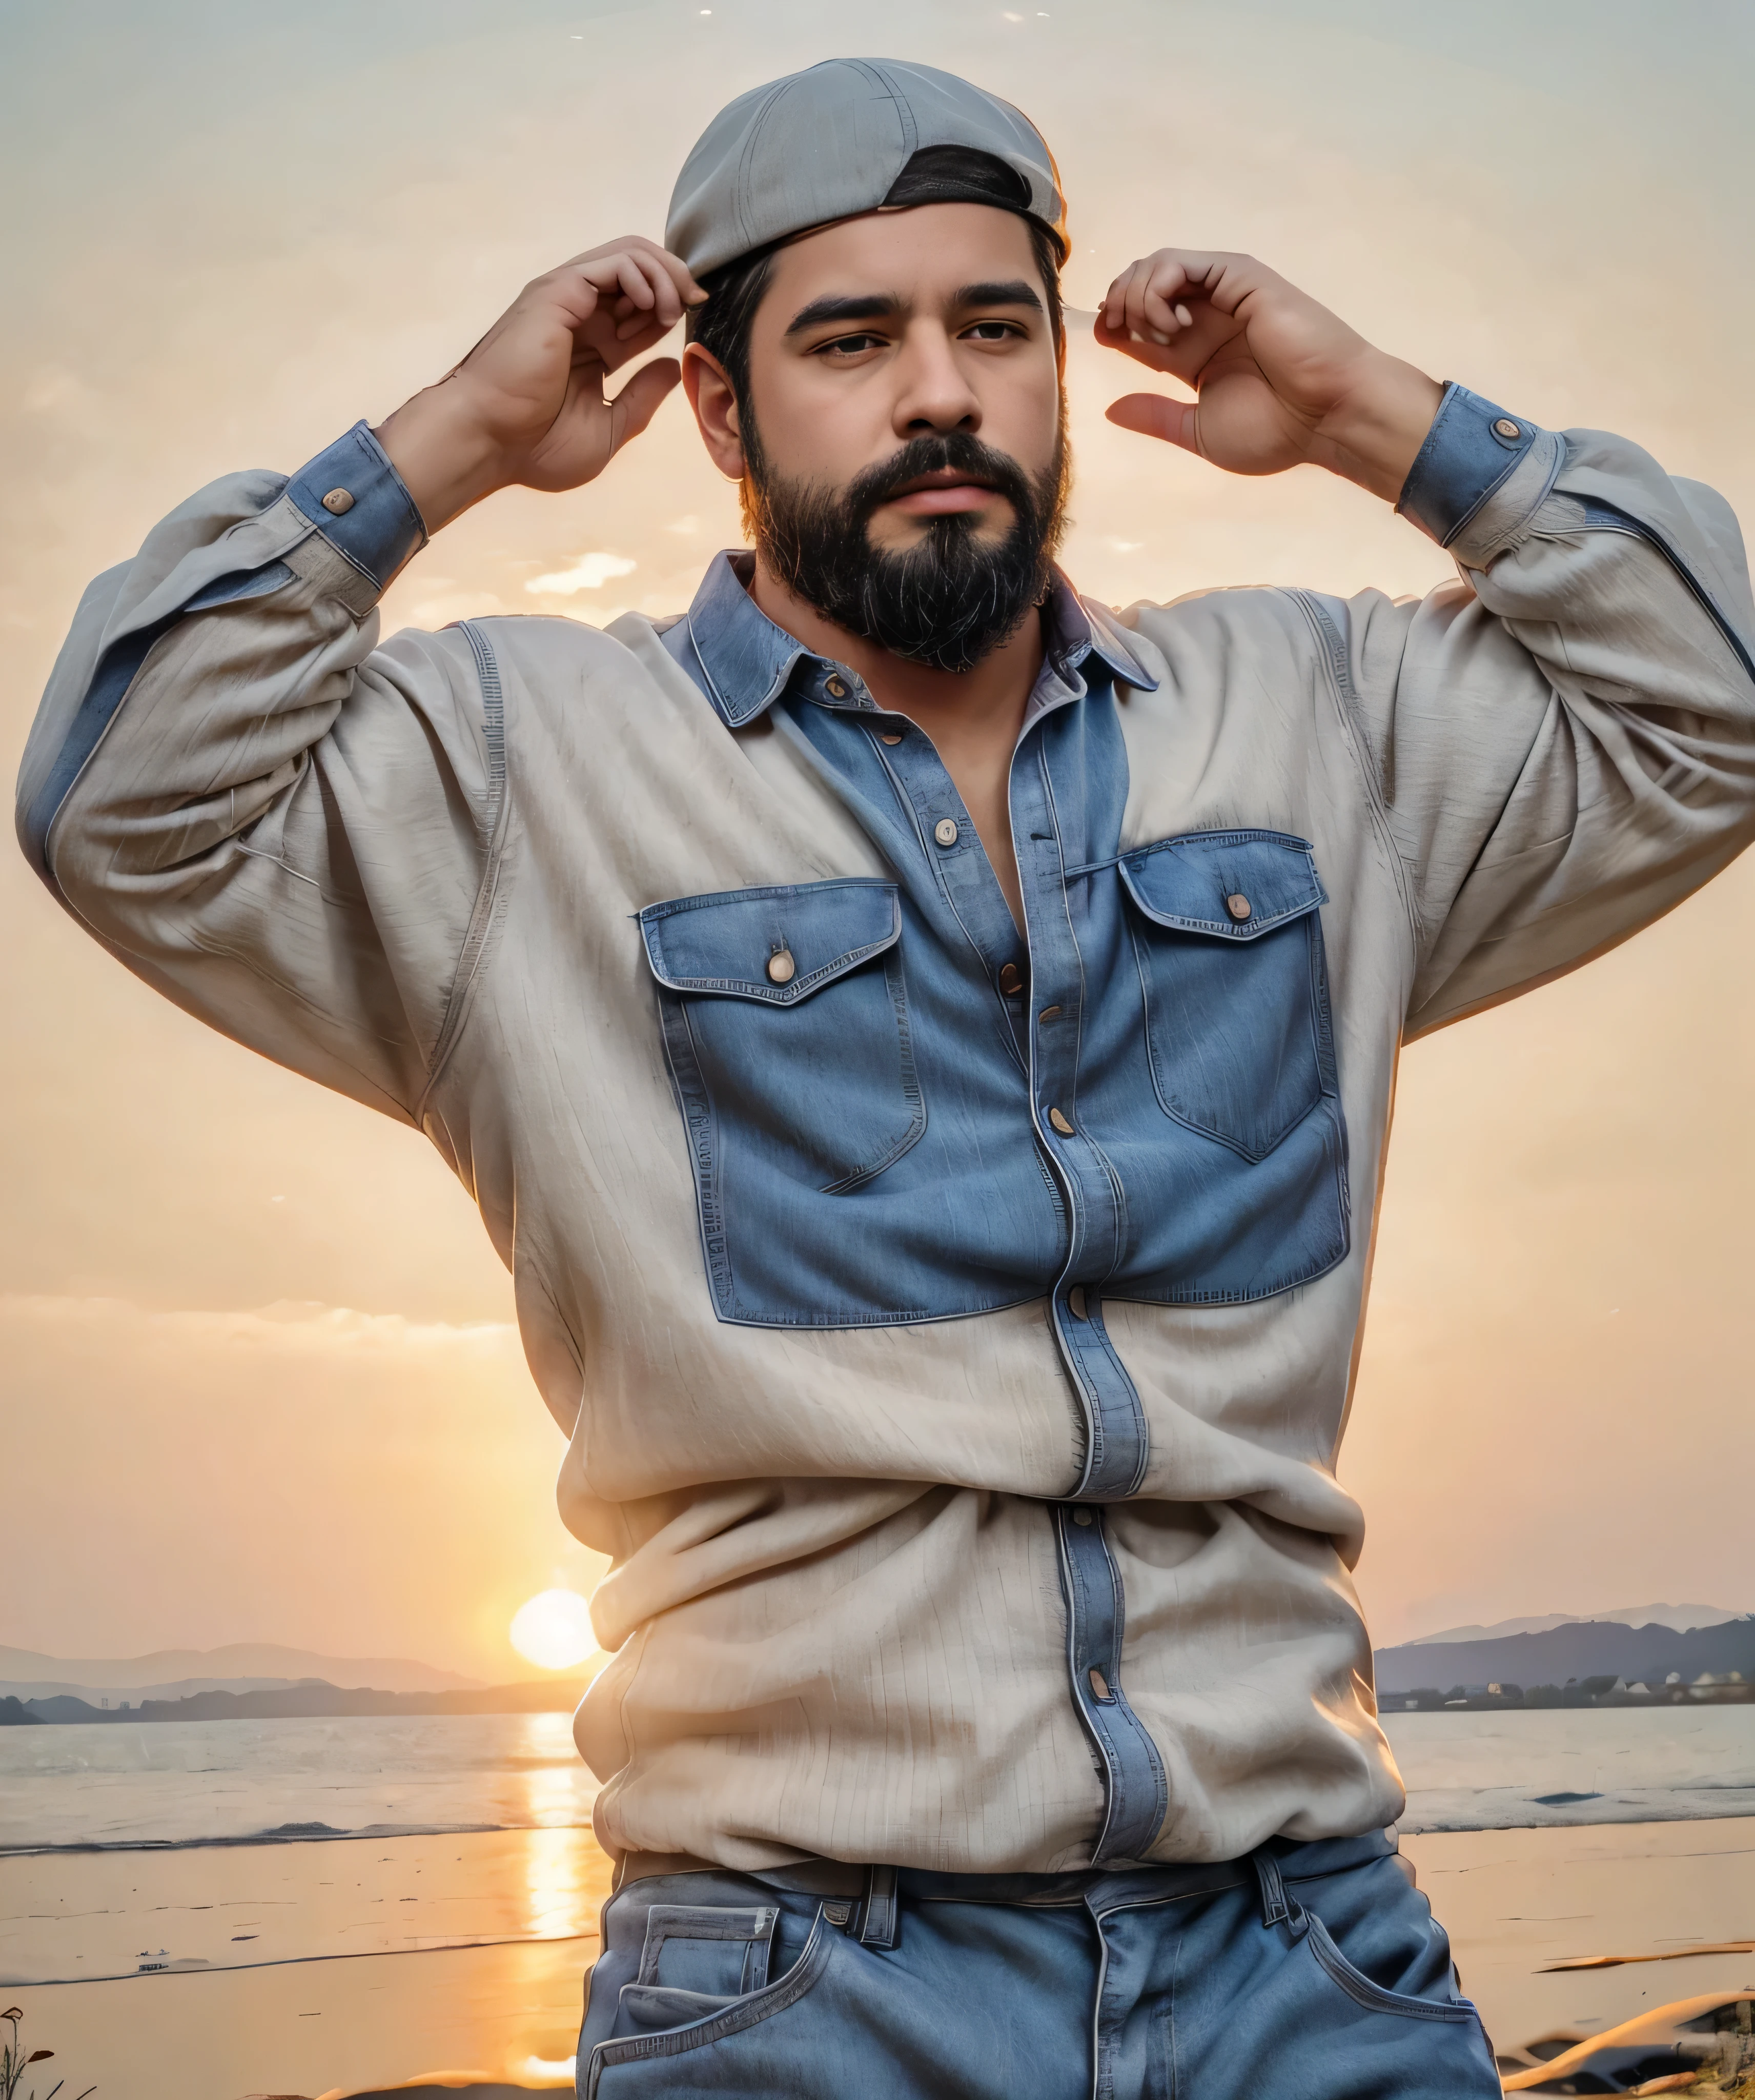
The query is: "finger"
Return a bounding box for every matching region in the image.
[1103,255,1161,333]
[603,234,705,296]
[568,237,707,312]
[610,254,657,309]
[616,258,685,337]
[1108,256,1150,338]
[606,356,682,456]
[647,244,709,310]
[597,310,674,372]
[1091,311,1187,375]
[1127,257,1183,346]
[1107,392,1202,457]
[1140,272,1197,340]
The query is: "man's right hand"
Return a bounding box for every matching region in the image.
[376,237,705,533]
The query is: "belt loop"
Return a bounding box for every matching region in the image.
[1252,1848,1291,1929]
[859,1863,900,1949]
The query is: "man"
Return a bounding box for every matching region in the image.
[17,54,1754,2100]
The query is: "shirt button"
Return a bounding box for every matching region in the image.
[825,676,848,698]
[880,732,903,745]
[1048,1106,1074,1136]
[934,818,959,848]
[1038,1004,1062,1022]
[321,488,355,515]
[1088,1667,1112,1701]
[998,962,1023,995]
[1072,1507,1094,1526]
[1066,1284,1088,1320]
[766,949,795,985]
[1492,417,1522,440]
[1225,893,1252,922]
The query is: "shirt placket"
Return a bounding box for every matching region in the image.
[1012,686,1167,1867]
[793,644,1167,1870]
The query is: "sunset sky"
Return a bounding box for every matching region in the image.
[4,0,1751,1680]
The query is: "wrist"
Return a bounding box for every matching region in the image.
[1310,350,1445,505]
[375,381,513,534]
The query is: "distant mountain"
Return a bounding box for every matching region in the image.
[2,1679,585,1727]
[0,1642,483,1701]
[1375,1616,1755,1695]
[1407,1604,1739,1645]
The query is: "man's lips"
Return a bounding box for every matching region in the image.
[881,468,1005,517]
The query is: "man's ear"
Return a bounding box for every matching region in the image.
[681,344,746,481]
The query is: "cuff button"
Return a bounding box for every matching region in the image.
[321,488,356,514]
[1492,418,1522,441]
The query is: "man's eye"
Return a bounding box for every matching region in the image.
[964,321,1024,341]
[817,333,887,357]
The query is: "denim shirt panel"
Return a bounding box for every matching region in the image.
[283,420,427,589]
[645,551,1351,1341]
[1396,382,1543,549]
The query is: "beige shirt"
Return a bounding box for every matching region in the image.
[18,397,1755,1871]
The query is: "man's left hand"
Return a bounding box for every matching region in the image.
[1095,250,1443,504]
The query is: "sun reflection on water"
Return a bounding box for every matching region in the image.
[513,1712,614,1944]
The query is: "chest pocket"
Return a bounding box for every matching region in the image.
[1119,831,1336,1161]
[640,878,925,1217]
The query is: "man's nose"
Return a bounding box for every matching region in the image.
[892,324,982,436]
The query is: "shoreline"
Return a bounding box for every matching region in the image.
[6,1821,1754,2098]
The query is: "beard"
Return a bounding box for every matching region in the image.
[742,419,1071,675]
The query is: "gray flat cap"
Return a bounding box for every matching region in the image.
[666,58,1067,278]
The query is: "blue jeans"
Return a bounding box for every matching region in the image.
[574,1830,1501,2097]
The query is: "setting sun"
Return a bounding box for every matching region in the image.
[508,1588,598,1671]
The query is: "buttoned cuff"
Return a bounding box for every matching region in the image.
[1396,383,1559,554]
[284,421,427,590]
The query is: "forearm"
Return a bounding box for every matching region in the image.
[1309,351,1444,506]
[376,378,513,535]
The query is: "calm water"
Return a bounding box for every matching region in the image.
[3,1706,1752,1853]
[0,1711,597,1852]
[1384,1705,1755,1831]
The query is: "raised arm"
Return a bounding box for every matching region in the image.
[1100,248,1755,1033]
[16,237,702,1120]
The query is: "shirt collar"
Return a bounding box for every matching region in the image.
[664,549,1157,730]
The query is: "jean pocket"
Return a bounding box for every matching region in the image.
[585,1908,838,2095]
[1300,1911,1477,2024]
[1119,830,1336,1162]
[636,1902,779,1994]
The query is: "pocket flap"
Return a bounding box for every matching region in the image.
[1119,831,1326,941]
[640,879,901,1005]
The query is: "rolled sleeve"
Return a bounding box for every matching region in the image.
[284,420,427,589]
[1396,383,1563,559]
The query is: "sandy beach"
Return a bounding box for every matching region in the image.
[4,1817,1751,2096]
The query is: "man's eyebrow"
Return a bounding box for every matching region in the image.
[953,279,1044,314]
[784,293,901,337]
[782,280,1045,338]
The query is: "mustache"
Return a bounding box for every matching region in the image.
[843,431,1038,527]
[741,408,1070,673]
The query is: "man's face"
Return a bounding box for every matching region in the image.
[694,203,1068,672]
[742,201,1064,556]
